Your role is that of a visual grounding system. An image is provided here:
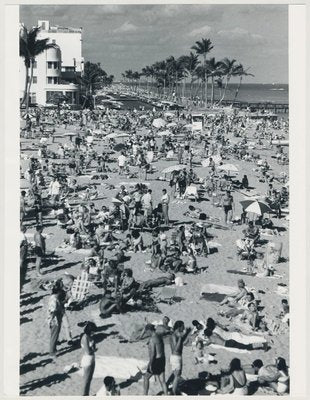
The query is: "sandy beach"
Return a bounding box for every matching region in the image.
[19,102,289,396]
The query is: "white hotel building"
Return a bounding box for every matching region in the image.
[20,20,84,106]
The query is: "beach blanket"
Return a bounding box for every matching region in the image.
[200,284,238,303]
[77,355,147,380]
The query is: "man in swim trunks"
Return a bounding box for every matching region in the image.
[143,324,168,395]
[169,320,191,395]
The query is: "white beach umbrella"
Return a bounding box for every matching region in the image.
[217,163,239,173]
[162,165,185,174]
[167,122,177,128]
[152,118,167,128]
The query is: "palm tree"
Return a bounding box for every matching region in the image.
[132,71,141,92]
[217,58,237,104]
[206,57,224,106]
[232,64,254,105]
[191,38,214,106]
[78,61,106,96]
[152,61,167,98]
[19,25,56,112]
[141,66,152,95]
[179,52,200,100]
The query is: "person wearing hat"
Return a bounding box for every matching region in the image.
[220,279,248,306]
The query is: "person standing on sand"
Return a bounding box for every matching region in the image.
[20,225,28,290]
[222,190,234,224]
[143,324,168,395]
[47,285,64,358]
[161,188,170,226]
[80,322,97,396]
[34,225,45,276]
[168,320,191,395]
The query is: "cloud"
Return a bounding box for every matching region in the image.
[188,25,212,37]
[217,27,266,44]
[114,21,138,33]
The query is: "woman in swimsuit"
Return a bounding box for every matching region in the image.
[80,322,97,396]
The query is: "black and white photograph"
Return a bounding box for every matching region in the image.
[7,2,298,396]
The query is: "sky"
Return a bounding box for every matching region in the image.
[20,4,288,83]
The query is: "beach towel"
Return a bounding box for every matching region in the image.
[77,355,148,380]
[201,284,238,297]
[209,344,250,354]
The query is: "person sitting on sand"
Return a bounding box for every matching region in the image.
[243,221,260,243]
[257,357,289,394]
[97,376,121,396]
[193,339,208,364]
[220,279,248,306]
[99,289,122,318]
[239,302,259,330]
[217,358,248,395]
[219,292,256,319]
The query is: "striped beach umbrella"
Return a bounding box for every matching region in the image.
[240,200,272,215]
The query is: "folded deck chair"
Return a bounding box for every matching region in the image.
[155,287,177,304]
[69,271,93,306]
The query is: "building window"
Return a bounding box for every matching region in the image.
[33,61,37,69]
[54,62,59,69]
[47,77,58,84]
[32,76,37,84]
[47,61,53,69]
[64,66,75,72]
[30,93,36,104]
[46,90,63,103]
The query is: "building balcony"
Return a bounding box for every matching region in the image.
[45,82,80,91]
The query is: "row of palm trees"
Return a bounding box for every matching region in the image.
[19,25,114,113]
[122,38,254,107]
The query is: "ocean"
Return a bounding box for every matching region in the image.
[121,83,288,105]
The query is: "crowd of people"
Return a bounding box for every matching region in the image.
[20,96,289,396]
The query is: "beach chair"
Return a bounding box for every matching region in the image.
[184,185,199,201]
[67,271,93,309]
[154,287,177,305]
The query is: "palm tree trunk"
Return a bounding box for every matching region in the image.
[26,61,34,114]
[219,76,230,105]
[204,55,208,107]
[232,76,242,106]
[20,63,29,106]
[211,76,215,106]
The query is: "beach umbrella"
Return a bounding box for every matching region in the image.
[240,200,272,215]
[183,124,192,130]
[105,132,130,139]
[217,163,239,174]
[167,122,177,128]
[114,143,126,151]
[152,118,166,128]
[111,198,122,204]
[164,112,174,118]
[162,165,186,174]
